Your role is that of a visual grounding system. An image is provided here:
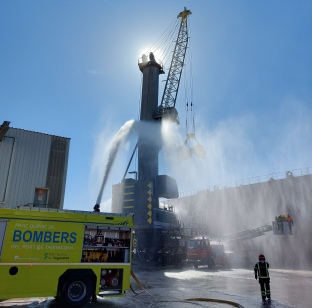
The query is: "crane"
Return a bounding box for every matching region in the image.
[123,7,193,183]
[155,7,192,124]
[112,8,193,267]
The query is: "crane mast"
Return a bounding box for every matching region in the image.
[112,8,192,267]
[156,7,192,124]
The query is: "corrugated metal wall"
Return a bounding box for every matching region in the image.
[0,137,14,202]
[46,136,69,209]
[0,128,70,209]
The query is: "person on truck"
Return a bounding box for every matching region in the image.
[93,204,100,212]
[276,213,287,233]
[286,213,293,224]
[286,213,294,233]
[277,213,286,222]
[254,254,271,302]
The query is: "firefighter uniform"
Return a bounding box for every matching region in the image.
[254,254,271,301]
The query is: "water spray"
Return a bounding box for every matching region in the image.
[95,120,136,207]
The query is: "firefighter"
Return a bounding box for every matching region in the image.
[93,204,100,212]
[286,213,294,233]
[286,213,293,225]
[277,213,286,222]
[277,214,287,234]
[254,254,271,301]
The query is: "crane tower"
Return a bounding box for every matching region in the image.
[112,8,191,266]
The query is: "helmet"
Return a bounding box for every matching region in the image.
[259,254,265,260]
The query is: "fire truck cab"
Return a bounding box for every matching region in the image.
[186,236,215,269]
[210,241,227,266]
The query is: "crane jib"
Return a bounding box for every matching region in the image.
[157,7,192,123]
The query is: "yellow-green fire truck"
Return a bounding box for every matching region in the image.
[0,207,134,306]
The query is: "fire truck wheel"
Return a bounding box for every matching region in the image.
[60,276,93,307]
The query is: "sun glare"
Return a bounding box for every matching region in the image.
[138,47,164,65]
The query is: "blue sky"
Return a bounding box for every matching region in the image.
[1,1,311,212]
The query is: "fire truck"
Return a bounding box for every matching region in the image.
[186,236,216,269]
[0,207,134,307]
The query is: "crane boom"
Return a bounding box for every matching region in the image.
[156,7,192,123]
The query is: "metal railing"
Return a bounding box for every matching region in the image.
[179,167,312,197]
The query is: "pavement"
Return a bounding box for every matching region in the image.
[0,266,311,307]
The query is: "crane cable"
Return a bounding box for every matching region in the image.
[184,19,196,143]
[146,18,176,52]
[189,20,195,136]
[145,18,180,66]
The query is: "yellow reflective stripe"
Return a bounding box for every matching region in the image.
[257,262,269,278]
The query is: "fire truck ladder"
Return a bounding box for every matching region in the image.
[220,223,273,241]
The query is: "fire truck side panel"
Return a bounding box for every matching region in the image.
[0,264,131,298]
[1,219,83,263]
[0,209,133,302]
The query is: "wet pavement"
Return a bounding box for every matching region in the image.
[0,266,311,307]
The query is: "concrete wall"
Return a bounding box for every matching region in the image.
[172,173,312,268]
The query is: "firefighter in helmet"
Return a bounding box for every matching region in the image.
[254,254,271,301]
[93,204,100,212]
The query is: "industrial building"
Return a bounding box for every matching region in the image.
[0,121,70,209]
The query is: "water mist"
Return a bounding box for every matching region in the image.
[95,119,136,206]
